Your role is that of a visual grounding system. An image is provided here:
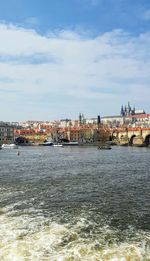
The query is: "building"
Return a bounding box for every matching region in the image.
[120,102,145,117]
[59,119,71,128]
[101,103,149,128]
[101,115,124,127]
[14,128,49,144]
[0,122,14,145]
[85,118,97,125]
[128,114,150,127]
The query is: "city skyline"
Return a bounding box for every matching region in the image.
[0,0,150,121]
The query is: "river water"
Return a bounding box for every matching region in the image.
[0,146,149,260]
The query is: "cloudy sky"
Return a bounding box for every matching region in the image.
[0,0,150,121]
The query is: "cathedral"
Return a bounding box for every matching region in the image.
[120,102,135,116]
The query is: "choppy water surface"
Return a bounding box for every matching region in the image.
[0,146,149,260]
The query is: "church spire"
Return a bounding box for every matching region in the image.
[121,105,124,116]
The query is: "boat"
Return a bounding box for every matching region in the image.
[52,144,64,147]
[98,145,112,150]
[62,141,79,146]
[40,141,53,146]
[2,144,18,149]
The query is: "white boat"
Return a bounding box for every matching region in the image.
[40,141,53,146]
[62,141,79,146]
[53,144,64,147]
[2,144,18,149]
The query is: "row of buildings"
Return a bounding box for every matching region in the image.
[1,103,150,145]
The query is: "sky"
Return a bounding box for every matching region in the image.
[0,0,150,121]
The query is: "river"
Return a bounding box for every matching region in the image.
[0,146,149,260]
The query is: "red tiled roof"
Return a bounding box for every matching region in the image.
[128,114,150,119]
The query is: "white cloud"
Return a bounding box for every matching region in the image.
[0,23,150,120]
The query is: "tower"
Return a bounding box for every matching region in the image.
[124,106,127,116]
[121,105,124,116]
[128,101,131,115]
[79,113,82,126]
[97,115,101,126]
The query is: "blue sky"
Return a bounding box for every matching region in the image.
[0,0,150,35]
[0,0,150,34]
[0,0,150,121]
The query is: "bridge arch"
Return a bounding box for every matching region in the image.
[144,135,150,146]
[129,135,136,145]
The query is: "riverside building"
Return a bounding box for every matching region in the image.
[0,122,14,145]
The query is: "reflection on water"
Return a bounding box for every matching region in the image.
[0,146,149,260]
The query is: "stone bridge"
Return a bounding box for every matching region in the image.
[112,127,150,146]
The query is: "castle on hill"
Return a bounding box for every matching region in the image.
[120,102,145,117]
